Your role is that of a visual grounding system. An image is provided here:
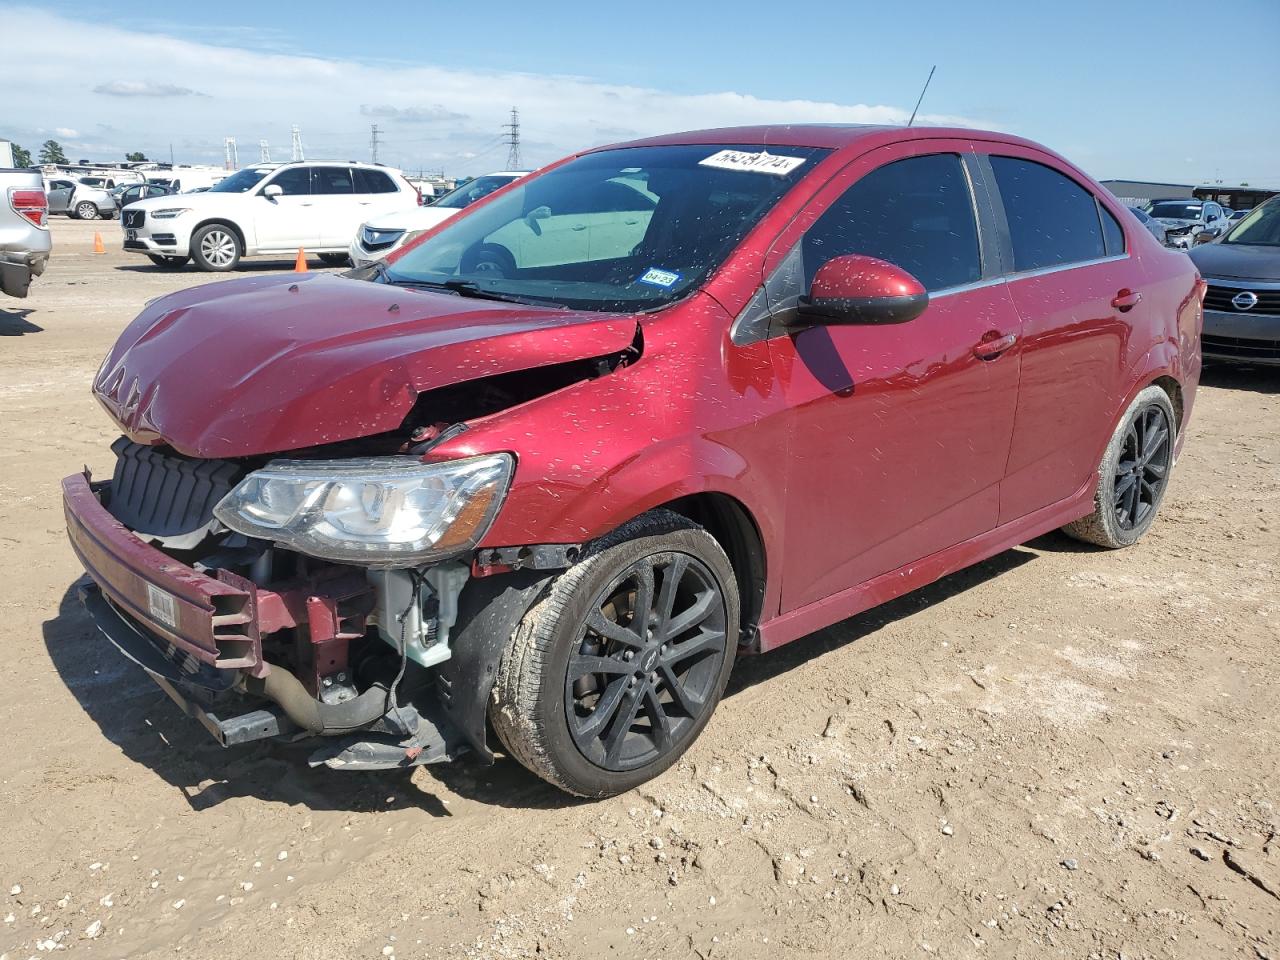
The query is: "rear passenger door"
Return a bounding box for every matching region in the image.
[981,150,1147,523]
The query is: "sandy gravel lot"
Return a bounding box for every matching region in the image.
[1,218,1277,960]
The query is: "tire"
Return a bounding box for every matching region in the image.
[1062,385,1177,549]
[190,223,241,272]
[75,201,99,220]
[318,252,350,267]
[147,254,190,269]
[460,242,516,278]
[491,509,739,798]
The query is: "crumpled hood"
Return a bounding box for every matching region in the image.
[1153,217,1200,231]
[94,272,638,458]
[1190,242,1280,281]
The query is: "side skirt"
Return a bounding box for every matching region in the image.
[755,482,1095,653]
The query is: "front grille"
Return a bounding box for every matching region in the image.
[123,240,147,251]
[361,226,404,252]
[106,437,243,544]
[123,209,145,228]
[151,234,177,246]
[1202,334,1280,361]
[1204,284,1280,316]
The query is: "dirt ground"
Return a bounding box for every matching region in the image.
[1,217,1277,960]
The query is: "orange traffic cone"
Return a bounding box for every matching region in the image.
[294,248,308,272]
[92,232,105,254]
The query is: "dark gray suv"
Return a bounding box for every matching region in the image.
[1190,197,1280,366]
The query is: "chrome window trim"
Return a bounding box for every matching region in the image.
[1002,253,1129,283]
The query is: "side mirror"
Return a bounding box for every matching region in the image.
[262,184,283,199]
[795,254,929,326]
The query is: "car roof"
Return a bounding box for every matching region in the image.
[591,123,1045,154]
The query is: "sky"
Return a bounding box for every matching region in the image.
[3,0,1278,185]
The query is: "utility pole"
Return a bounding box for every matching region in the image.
[169,143,174,165]
[291,124,305,162]
[223,137,238,170]
[370,123,381,164]
[259,139,271,163]
[504,107,521,169]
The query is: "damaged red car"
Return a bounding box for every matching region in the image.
[64,125,1203,797]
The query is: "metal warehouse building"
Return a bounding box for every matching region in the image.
[1100,180,1196,204]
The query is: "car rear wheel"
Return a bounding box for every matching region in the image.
[75,201,99,220]
[147,254,190,269]
[491,510,739,798]
[1062,385,1176,549]
[190,223,241,272]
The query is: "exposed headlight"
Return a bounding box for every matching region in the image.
[213,454,514,566]
[150,208,192,219]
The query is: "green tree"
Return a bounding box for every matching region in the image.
[38,139,67,164]
[10,143,32,167]
[125,151,148,162]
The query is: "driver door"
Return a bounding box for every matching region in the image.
[252,167,319,251]
[767,143,1023,613]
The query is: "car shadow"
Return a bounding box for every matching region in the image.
[112,261,345,275]
[46,545,1040,814]
[0,306,43,335]
[1200,363,1279,394]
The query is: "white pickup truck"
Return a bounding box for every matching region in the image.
[0,168,50,298]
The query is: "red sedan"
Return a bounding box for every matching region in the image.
[66,124,1203,797]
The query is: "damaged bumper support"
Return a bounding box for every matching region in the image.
[63,469,477,769]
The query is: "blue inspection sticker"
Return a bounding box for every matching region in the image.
[637,267,681,288]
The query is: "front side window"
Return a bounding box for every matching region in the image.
[266,168,312,196]
[384,143,828,312]
[802,153,981,292]
[990,156,1105,271]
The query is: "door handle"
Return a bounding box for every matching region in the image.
[1112,289,1142,312]
[571,224,587,232]
[973,332,1017,360]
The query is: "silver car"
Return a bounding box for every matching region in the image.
[46,178,118,220]
[1128,206,1168,245]
[1147,199,1231,249]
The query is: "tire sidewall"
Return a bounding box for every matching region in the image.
[191,223,241,272]
[1095,386,1177,547]
[510,524,739,797]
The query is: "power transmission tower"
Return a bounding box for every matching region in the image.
[370,123,381,164]
[223,137,238,170]
[291,125,305,162]
[503,107,521,169]
[259,139,271,163]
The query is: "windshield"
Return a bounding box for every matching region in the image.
[209,168,272,193]
[1128,207,1149,222]
[1223,200,1280,245]
[433,175,521,209]
[1149,201,1203,220]
[384,144,829,312]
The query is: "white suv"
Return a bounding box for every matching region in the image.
[120,161,419,271]
[349,171,528,268]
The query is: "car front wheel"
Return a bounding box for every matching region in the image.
[190,223,241,271]
[491,510,739,798]
[1062,384,1177,548]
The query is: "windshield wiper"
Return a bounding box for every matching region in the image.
[389,275,562,307]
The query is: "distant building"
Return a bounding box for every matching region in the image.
[1100,180,1196,205]
[1191,185,1279,211]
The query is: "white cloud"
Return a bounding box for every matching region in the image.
[54,127,80,138]
[1,6,989,174]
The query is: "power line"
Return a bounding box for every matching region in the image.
[503,107,521,169]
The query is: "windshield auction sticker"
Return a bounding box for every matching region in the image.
[698,149,807,176]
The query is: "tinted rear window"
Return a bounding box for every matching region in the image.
[991,156,1104,271]
[311,167,354,194]
[353,169,397,194]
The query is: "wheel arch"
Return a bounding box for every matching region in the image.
[191,217,247,254]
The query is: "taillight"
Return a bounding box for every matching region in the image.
[8,188,48,228]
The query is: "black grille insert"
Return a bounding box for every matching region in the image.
[1202,334,1280,361]
[1204,284,1280,316]
[123,209,145,228]
[106,438,243,545]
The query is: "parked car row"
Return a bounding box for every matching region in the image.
[45,177,118,220]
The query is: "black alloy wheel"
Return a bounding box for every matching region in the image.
[1112,404,1172,530]
[565,553,728,772]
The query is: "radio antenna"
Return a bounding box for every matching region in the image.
[907,65,937,127]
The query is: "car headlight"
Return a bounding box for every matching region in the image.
[399,229,426,247]
[213,454,514,566]
[150,208,191,219]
